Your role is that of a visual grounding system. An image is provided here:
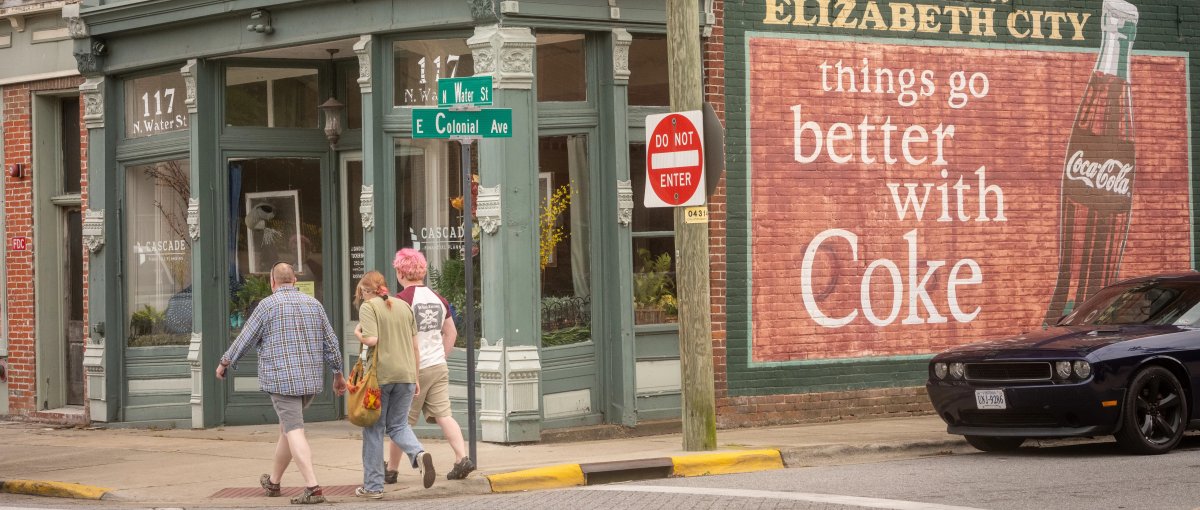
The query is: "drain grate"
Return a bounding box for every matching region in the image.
[211,484,367,498]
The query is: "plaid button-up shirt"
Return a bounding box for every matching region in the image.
[221,286,344,396]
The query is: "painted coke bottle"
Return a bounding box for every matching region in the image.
[1044,0,1138,325]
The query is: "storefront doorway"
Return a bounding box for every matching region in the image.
[222,156,340,424]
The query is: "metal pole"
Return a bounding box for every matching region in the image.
[460,138,478,463]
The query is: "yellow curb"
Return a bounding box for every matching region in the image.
[670,449,785,477]
[0,479,111,500]
[486,463,586,493]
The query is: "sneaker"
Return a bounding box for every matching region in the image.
[259,473,281,497]
[418,451,435,489]
[290,485,325,505]
[355,487,384,499]
[446,457,476,480]
[384,468,398,484]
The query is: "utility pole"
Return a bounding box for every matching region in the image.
[667,0,717,451]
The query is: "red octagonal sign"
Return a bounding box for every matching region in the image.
[645,111,705,208]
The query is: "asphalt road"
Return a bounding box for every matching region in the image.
[5,435,1200,509]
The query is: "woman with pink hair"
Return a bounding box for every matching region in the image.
[383,248,475,481]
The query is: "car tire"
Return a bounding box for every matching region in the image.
[964,435,1024,452]
[1114,365,1188,455]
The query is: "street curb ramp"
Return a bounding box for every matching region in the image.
[485,449,785,493]
[0,479,114,500]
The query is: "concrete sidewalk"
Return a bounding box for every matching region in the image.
[0,414,968,506]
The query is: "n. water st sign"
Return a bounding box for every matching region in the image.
[412,108,512,139]
[438,76,493,108]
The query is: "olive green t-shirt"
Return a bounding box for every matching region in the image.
[359,296,419,385]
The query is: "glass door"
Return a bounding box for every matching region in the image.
[223,157,338,423]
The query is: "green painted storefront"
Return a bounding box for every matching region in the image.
[73,0,709,439]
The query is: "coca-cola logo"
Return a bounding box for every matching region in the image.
[1065,150,1132,196]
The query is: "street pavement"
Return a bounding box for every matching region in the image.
[0,414,971,506]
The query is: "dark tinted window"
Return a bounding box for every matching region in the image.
[1062,281,1200,326]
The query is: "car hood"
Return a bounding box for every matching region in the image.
[937,325,1188,358]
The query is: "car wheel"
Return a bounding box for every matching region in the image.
[1114,365,1188,455]
[964,435,1024,452]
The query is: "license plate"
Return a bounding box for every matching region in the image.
[975,389,1006,410]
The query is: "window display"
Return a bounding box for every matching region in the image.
[125,159,192,346]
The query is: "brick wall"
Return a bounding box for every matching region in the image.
[2,75,88,423]
[709,0,1200,427]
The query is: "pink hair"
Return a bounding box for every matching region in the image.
[393,248,428,281]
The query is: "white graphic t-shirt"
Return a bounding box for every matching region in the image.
[398,285,451,369]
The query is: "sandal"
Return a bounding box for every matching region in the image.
[259,473,281,497]
[291,485,325,504]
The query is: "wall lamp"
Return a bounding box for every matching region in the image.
[319,49,345,150]
[246,9,274,34]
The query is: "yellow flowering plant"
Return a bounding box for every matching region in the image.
[539,183,573,270]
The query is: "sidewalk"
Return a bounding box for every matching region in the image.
[0,414,968,506]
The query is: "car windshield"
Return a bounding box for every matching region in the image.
[1061,281,1200,327]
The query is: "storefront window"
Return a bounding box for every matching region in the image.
[344,64,363,130]
[125,159,193,347]
[394,140,476,337]
[537,34,587,102]
[629,34,669,106]
[124,71,189,139]
[226,158,324,338]
[539,135,591,346]
[225,67,319,128]
[629,144,677,325]
[393,39,474,107]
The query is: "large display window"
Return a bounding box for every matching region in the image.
[536,34,587,103]
[539,135,592,345]
[125,159,193,346]
[226,158,324,338]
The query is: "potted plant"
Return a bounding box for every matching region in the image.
[633,248,677,324]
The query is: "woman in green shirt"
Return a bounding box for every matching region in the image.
[353,271,436,498]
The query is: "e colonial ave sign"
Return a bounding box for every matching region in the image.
[412,107,513,139]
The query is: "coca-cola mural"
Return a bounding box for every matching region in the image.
[745,0,1191,363]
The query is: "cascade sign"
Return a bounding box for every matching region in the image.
[645,111,706,207]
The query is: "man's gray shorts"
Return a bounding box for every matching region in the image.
[269,393,316,433]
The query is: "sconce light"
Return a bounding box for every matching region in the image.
[246,9,274,34]
[319,49,345,150]
[8,163,24,179]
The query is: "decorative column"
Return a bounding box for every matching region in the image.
[467,25,542,443]
[598,29,638,426]
[79,73,117,422]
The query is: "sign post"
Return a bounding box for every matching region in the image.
[666,0,718,452]
[411,75,512,465]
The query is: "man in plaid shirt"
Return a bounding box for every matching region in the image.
[216,262,346,504]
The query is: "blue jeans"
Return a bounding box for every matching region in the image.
[361,382,425,491]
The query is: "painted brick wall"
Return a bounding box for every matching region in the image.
[710,0,1200,427]
[2,76,88,423]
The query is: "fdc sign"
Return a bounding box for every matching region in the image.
[645,111,706,208]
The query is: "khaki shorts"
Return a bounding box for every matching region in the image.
[408,363,451,425]
[269,393,315,433]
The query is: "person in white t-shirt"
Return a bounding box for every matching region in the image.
[382,248,475,482]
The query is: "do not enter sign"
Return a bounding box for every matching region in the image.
[645,111,705,208]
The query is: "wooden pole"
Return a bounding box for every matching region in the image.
[667,0,717,451]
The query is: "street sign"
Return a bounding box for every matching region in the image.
[412,108,513,139]
[438,76,494,108]
[645,110,706,207]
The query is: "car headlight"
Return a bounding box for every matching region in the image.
[1072,360,1092,379]
[949,362,965,379]
[1055,361,1072,379]
[933,363,948,379]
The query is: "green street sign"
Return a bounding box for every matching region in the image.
[412,108,513,139]
[438,76,493,107]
